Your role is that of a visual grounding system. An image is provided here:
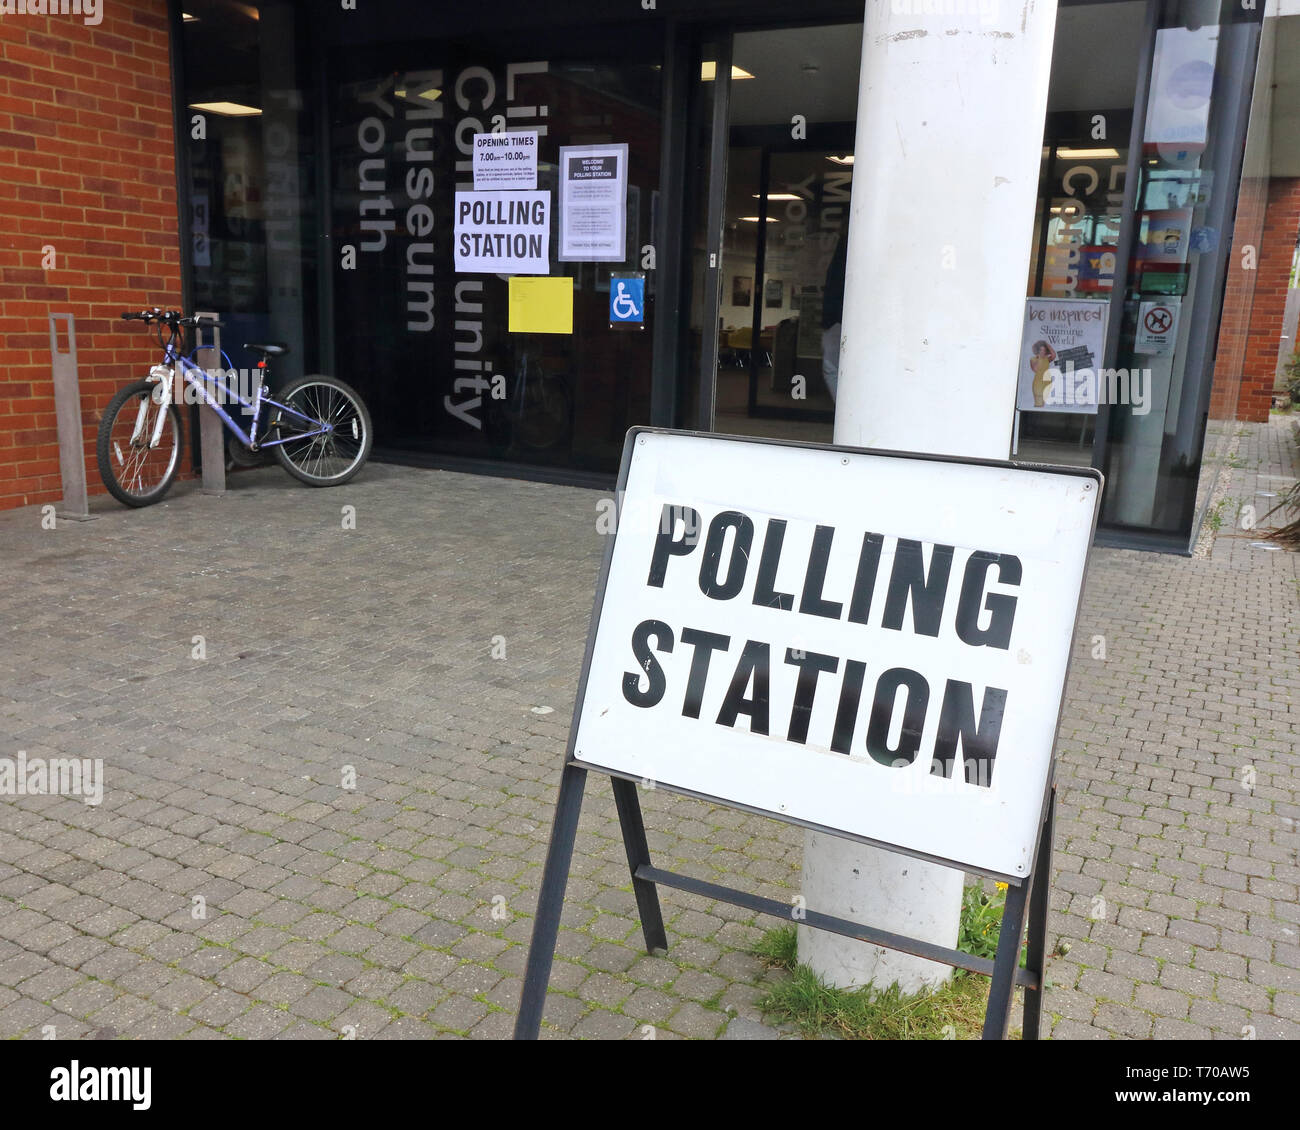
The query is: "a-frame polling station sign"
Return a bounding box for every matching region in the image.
[573,429,1100,880]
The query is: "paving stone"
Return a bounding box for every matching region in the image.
[187,988,252,1028]
[1152,1017,1214,1039]
[1133,983,1190,1019]
[1077,970,1136,1005]
[1,423,1297,1042]
[721,1015,783,1040]
[665,1001,727,1039]
[215,957,276,994]
[223,1003,297,1040]
[428,993,489,1032]
[373,1016,439,1040]
[468,1009,516,1040]
[333,1000,395,1041]
[571,1008,639,1040]
[1188,998,1250,1033]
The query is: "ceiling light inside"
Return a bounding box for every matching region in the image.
[827,154,854,165]
[752,193,802,201]
[701,62,756,81]
[395,87,443,102]
[189,101,262,117]
[1056,147,1121,159]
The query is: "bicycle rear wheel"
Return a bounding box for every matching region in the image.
[96,380,181,507]
[270,375,372,486]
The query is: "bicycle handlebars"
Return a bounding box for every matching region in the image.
[119,309,224,329]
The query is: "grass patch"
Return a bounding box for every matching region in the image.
[753,882,1025,1040]
[754,925,990,1039]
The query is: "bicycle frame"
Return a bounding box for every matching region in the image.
[147,337,329,451]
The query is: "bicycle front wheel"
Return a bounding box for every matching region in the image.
[96,380,181,507]
[270,375,372,486]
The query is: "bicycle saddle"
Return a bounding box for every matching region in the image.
[244,342,289,357]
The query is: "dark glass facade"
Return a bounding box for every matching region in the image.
[172,0,1263,549]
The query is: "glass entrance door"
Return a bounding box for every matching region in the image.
[684,23,862,443]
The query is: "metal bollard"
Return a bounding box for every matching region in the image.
[192,310,226,494]
[48,313,96,521]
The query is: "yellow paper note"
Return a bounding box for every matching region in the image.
[508,276,574,334]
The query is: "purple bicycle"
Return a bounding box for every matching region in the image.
[97,309,372,507]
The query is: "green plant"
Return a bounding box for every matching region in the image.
[1206,494,1231,533]
[754,923,798,966]
[750,882,1029,1038]
[1284,351,1300,405]
[753,925,991,1039]
[957,882,1009,968]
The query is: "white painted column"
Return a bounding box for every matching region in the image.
[799,0,1058,992]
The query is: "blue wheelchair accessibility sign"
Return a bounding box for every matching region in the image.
[609,277,645,325]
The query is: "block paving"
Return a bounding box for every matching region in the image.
[0,418,1296,1039]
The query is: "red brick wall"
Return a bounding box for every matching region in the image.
[1209,172,1265,422]
[1211,178,1300,423]
[0,1,185,512]
[1242,178,1300,419]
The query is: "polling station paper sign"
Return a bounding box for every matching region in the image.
[453,190,550,274]
[572,430,1101,879]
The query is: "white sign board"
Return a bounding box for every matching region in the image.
[572,431,1099,879]
[1017,297,1110,415]
[558,143,628,262]
[473,131,538,191]
[1136,298,1180,355]
[454,190,550,274]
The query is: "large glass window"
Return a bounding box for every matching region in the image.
[1101,0,1262,538]
[179,0,318,385]
[328,29,662,475]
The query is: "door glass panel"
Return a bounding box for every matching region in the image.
[683,37,729,432]
[1016,0,1145,467]
[705,23,862,443]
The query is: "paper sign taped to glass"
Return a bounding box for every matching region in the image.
[1017,297,1110,415]
[508,276,573,335]
[454,190,550,274]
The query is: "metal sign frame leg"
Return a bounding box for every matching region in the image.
[610,777,668,954]
[982,869,1031,1039]
[514,763,588,1040]
[1021,784,1055,1040]
[982,783,1054,1040]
